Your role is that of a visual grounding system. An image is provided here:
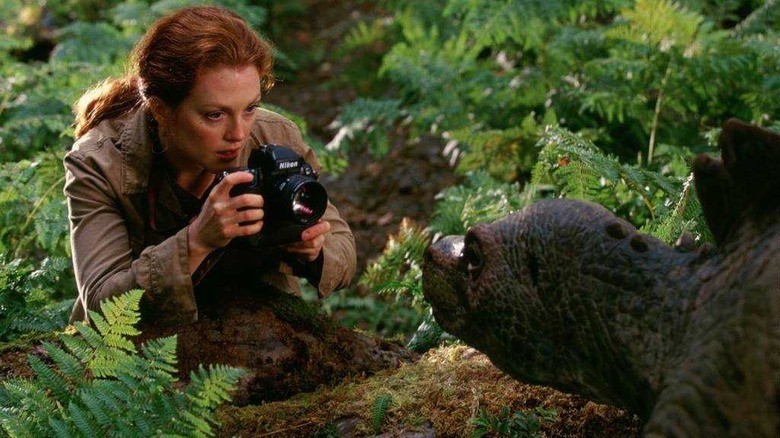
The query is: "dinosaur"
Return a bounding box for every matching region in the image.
[422,119,780,437]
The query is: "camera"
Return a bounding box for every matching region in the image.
[219,144,328,246]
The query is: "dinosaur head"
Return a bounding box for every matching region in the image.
[424,119,780,431]
[423,198,683,411]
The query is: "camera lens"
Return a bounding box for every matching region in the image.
[278,175,328,225]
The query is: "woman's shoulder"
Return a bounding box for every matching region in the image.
[251,107,306,147]
[253,107,300,131]
[250,106,320,170]
[68,110,137,157]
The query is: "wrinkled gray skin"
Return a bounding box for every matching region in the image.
[423,119,780,437]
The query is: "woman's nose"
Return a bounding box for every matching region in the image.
[226,117,248,142]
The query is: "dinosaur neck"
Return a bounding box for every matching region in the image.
[563,243,706,418]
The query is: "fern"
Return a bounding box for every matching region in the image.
[447,112,542,182]
[0,257,73,342]
[0,151,71,260]
[609,0,705,51]
[470,405,558,438]
[51,22,131,64]
[326,98,403,158]
[341,18,391,53]
[641,173,712,244]
[532,125,690,227]
[372,393,393,434]
[406,307,453,353]
[0,290,246,438]
[360,218,430,306]
[430,171,534,236]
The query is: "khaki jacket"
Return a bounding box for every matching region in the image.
[64,106,356,325]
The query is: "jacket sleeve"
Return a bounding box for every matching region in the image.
[64,143,197,325]
[280,121,357,298]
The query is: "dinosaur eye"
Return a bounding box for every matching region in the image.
[464,240,484,280]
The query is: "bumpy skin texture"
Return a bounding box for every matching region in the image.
[423,119,780,437]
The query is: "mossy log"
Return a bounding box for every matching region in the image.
[135,286,417,406]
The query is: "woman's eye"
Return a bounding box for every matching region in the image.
[206,112,224,120]
[245,104,259,114]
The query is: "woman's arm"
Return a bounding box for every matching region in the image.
[278,121,357,297]
[64,147,196,324]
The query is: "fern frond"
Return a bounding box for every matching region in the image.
[67,399,101,437]
[326,98,403,157]
[342,18,390,52]
[48,417,76,438]
[27,353,72,403]
[431,171,534,237]
[180,411,213,436]
[140,335,180,375]
[407,307,449,353]
[78,388,113,428]
[186,364,246,410]
[95,289,143,345]
[609,0,704,53]
[1,278,242,438]
[641,173,711,243]
[734,0,780,36]
[58,334,93,366]
[359,218,430,304]
[372,393,393,434]
[2,378,56,415]
[533,125,684,225]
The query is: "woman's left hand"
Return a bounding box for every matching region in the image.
[281,221,331,262]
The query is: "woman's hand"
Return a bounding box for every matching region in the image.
[281,220,331,262]
[187,171,264,271]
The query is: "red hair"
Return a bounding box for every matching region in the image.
[74,6,274,139]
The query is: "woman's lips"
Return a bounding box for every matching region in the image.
[216,148,240,160]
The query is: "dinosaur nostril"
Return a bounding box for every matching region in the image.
[606,222,627,239]
[630,235,649,252]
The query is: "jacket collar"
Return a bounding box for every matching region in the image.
[118,107,156,195]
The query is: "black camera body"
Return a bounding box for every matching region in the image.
[219,144,328,246]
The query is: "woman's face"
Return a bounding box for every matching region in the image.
[158,64,262,176]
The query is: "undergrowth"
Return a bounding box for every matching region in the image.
[0,290,245,438]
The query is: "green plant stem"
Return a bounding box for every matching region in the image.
[648,64,672,166]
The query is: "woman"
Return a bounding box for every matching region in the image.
[65,6,356,325]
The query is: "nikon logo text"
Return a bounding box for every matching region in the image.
[279,161,298,170]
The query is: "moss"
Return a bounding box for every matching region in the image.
[216,345,641,437]
[267,288,338,336]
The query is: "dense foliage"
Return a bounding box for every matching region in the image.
[0,0,777,420]
[0,0,777,435]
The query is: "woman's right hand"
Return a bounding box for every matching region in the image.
[186,171,264,271]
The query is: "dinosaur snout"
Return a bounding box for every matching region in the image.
[422,235,469,331]
[424,235,465,267]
